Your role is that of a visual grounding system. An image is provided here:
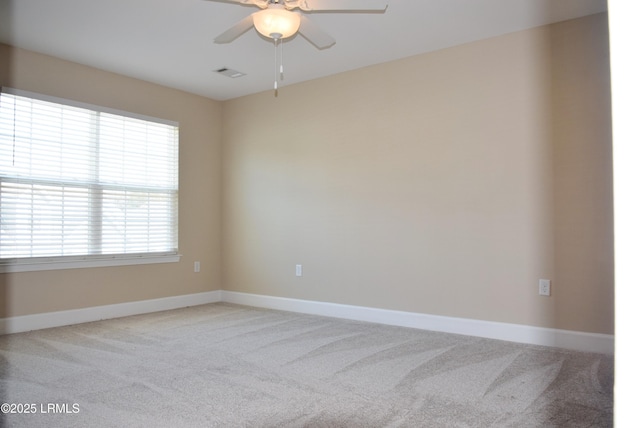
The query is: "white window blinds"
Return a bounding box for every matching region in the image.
[0,88,179,266]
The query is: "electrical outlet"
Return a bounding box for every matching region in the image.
[295,264,302,277]
[194,261,200,273]
[539,279,551,296]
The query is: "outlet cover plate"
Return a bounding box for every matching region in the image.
[539,279,551,296]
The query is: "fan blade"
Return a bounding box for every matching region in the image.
[214,15,255,43]
[203,0,268,8]
[298,15,335,49]
[292,0,387,12]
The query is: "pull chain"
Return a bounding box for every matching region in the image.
[280,38,284,81]
[273,37,286,97]
[274,38,278,96]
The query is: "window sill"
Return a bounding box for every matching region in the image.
[0,253,181,273]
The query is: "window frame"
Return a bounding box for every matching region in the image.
[0,87,181,273]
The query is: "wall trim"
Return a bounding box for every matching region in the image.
[0,290,613,355]
[221,291,614,355]
[0,290,222,335]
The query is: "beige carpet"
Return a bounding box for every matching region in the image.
[0,303,613,427]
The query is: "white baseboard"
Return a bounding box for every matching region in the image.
[0,290,222,334]
[0,289,613,355]
[221,291,614,355]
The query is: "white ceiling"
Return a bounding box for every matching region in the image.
[0,0,607,101]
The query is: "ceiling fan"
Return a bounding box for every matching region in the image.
[207,0,389,49]
[207,0,388,95]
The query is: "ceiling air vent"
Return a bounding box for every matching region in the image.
[215,67,246,78]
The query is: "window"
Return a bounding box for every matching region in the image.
[0,88,179,272]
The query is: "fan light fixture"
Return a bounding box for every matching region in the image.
[253,5,300,40]
[209,0,388,96]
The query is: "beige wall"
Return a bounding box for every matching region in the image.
[222,13,613,334]
[0,13,613,335]
[0,44,223,318]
